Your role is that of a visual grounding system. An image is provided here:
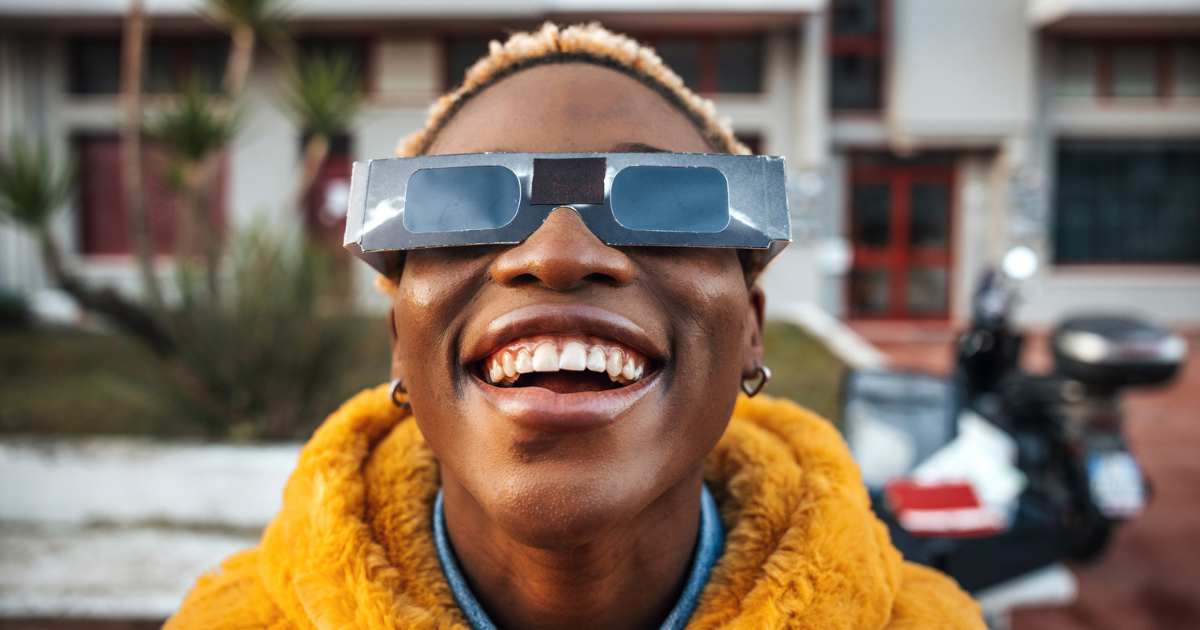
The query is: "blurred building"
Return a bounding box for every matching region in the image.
[1,0,1198,324]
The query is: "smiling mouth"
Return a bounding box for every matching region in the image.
[478,334,653,394]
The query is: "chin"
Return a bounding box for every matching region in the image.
[477,467,651,549]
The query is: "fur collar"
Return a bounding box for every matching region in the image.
[167,384,984,630]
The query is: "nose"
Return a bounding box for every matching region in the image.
[491,207,636,290]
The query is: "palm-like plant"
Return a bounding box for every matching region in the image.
[284,53,361,213]
[147,81,236,167]
[205,0,287,98]
[0,136,174,355]
[145,81,237,300]
[0,137,72,237]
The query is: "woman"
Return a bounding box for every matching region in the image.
[167,23,984,630]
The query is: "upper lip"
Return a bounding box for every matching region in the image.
[462,304,668,368]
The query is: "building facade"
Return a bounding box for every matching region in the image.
[1,0,1198,325]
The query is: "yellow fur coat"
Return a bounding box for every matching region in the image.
[165,385,985,629]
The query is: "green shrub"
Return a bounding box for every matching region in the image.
[160,229,385,440]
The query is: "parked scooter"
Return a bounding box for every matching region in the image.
[842,247,1187,597]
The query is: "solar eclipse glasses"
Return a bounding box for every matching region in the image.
[343,152,792,275]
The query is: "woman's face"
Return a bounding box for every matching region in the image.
[390,63,764,547]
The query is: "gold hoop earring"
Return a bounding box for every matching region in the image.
[389,378,411,409]
[741,365,771,398]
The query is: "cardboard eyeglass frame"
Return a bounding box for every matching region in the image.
[343,152,792,276]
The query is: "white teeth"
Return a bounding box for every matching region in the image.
[486,339,649,388]
[532,343,559,372]
[501,352,517,378]
[607,349,624,379]
[559,342,588,371]
[516,348,534,373]
[489,360,505,383]
[587,347,607,372]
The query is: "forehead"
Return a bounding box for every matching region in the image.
[429,63,714,156]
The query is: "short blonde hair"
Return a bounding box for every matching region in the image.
[376,22,761,294]
[397,22,749,158]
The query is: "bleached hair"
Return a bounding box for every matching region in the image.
[397,21,750,159]
[375,22,762,295]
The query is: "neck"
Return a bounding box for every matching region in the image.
[440,466,705,630]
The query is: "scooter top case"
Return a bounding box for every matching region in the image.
[1053,316,1186,390]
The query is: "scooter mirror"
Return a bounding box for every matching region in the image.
[1002,246,1039,280]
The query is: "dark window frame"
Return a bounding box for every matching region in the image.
[1057,37,1197,102]
[638,34,765,95]
[66,35,230,95]
[829,0,888,114]
[735,133,763,155]
[1051,140,1200,266]
[441,33,506,93]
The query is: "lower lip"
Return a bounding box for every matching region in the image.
[471,371,659,430]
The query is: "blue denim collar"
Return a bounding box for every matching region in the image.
[433,485,725,630]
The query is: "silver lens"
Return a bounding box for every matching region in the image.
[610,166,729,233]
[403,166,521,233]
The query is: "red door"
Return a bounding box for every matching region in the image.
[76,135,226,256]
[303,144,353,249]
[846,160,954,319]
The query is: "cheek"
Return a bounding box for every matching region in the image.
[650,253,750,437]
[391,254,485,403]
[658,253,750,352]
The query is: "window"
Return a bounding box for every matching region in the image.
[445,35,501,90]
[735,133,763,155]
[830,0,884,112]
[655,39,703,90]
[68,38,121,94]
[1056,40,1200,100]
[716,38,765,94]
[67,37,228,95]
[1054,142,1200,264]
[146,39,228,93]
[635,35,765,94]
[76,136,226,256]
[1177,44,1200,96]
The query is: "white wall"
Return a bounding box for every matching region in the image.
[0,439,300,528]
[1019,270,1200,326]
[227,52,301,234]
[887,0,1034,146]
[952,154,993,321]
[761,243,821,311]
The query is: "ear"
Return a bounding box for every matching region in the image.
[741,285,766,381]
[388,306,406,381]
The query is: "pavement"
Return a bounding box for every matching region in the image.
[851,321,1200,630]
[0,525,258,620]
[0,440,299,622]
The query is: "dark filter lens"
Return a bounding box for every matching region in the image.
[403,166,521,233]
[610,166,729,232]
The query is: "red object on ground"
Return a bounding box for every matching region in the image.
[884,479,1006,538]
